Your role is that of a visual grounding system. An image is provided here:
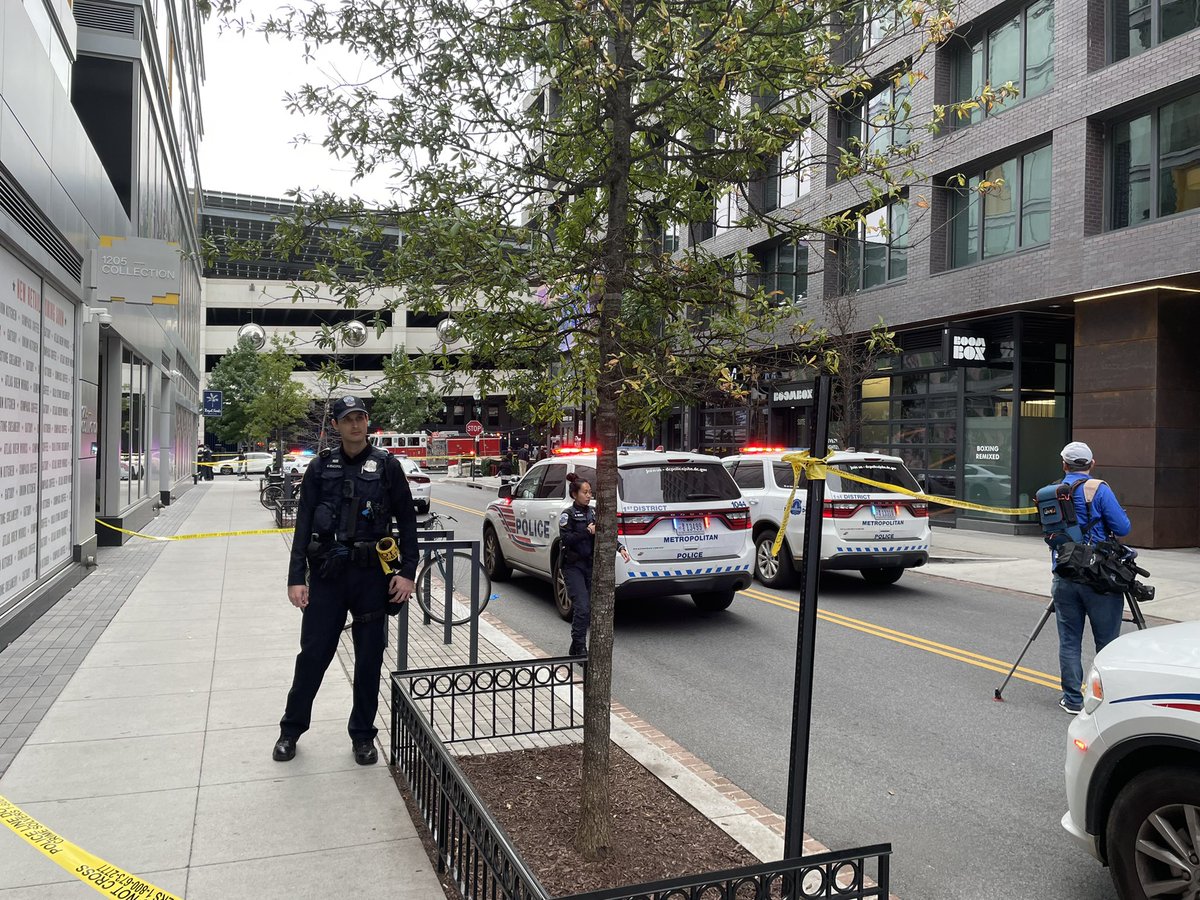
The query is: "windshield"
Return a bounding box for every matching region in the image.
[618,462,741,503]
[826,460,920,495]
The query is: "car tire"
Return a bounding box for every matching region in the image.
[219,465,233,476]
[754,529,797,588]
[552,554,573,621]
[482,525,512,582]
[861,567,904,586]
[1106,765,1200,900]
[692,590,735,612]
[414,501,430,514]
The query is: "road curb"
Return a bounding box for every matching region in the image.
[926,555,1021,564]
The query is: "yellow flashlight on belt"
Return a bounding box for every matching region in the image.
[376,537,400,576]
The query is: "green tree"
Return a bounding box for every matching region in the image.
[245,338,312,469]
[205,336,265,447]
[211,0,998,857]
[370,348,445,433]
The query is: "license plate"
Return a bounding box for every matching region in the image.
[870,504,900,518]
[673,518,705,534]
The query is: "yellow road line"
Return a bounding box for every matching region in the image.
[739,586,1059,690]
[433,497,486,517]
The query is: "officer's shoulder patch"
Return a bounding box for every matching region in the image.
[558,511,570,527]
[319,448,332,459]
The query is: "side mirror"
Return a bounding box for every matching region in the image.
[498,483,512,499]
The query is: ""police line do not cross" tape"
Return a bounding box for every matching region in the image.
[0,795,183,899]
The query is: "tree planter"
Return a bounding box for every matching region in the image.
[390,658,891,900]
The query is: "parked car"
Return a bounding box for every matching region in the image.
[963,463,1012,505]
[482,450,753,616]
[218,452,274,476]
[722,449,931,587]
[282,453,315,478]
[1062,620,1200,900]
[398,456,431,513]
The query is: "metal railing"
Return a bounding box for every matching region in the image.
[394,534,488,670]
[390,658,892,900]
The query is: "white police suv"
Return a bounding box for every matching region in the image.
[482,450,754,615]
[1063,620,1200,900]
[722,449,931,587]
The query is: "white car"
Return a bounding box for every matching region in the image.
[482,450,753,616]
[218,452,274,476]
[282,453,315,477]
[398,456,431,513]
[722,450,931,587]
[1062,620,1200,900]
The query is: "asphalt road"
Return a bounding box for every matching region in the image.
[425,479,1130,900]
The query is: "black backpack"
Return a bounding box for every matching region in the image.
[1036,478,1104,551]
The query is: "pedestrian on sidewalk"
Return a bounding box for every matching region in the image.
[558,474,630,656]
[517,443,530,475]
[1051,441,1131,716]
[274,396,419,766]
[237,448,248,480]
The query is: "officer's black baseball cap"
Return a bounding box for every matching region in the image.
[332,396,368,421]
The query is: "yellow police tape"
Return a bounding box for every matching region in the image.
[95,519,290,542]
[0,795,183,900]
[771,450,1038,558]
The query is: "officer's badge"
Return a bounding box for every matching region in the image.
[364,459,378,473]
[558,511,570,526]
[342,395,356,405]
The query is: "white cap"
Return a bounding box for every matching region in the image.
[1061,441,1094,466]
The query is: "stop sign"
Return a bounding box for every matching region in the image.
[465,420,484,437]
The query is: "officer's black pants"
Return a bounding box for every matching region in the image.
[563,562,592,654]
[280,564,389,743]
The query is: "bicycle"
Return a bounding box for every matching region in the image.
[260,478,284,510]
[414,512,494,625]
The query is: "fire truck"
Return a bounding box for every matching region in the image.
[427,431,503,471]
[368,432,430,463]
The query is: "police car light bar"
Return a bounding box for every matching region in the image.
[553,447,598,455]
[741,446,790,454]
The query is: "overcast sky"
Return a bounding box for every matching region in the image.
[197,10,397,204]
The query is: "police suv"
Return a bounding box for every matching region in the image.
[482,450,754,616]
[722,449,931,588]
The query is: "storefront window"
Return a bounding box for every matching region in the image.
[120,348,150,507]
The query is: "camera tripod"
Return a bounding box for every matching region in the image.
[993,586,1150,702]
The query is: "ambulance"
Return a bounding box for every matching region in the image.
[482,449,754,618]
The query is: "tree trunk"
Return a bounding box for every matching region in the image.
[576,3,635,861]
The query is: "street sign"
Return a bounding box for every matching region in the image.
[465,420,484,437]
[203,390,224,417]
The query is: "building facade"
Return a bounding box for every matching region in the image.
[201,192,521,448]
[686,0,1199,547]
[0,0,205,644]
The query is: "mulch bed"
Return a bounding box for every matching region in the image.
[456,741,761,897]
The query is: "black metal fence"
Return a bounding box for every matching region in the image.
[390,658,892,900]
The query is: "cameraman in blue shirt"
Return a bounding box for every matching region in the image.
[1053,441,1131,716]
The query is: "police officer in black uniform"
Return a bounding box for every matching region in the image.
[559,475,630,656]
[273,396,418,765]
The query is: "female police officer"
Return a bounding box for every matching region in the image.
[274,396,418,765]
[559,474,630,656]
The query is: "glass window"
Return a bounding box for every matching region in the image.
[1024,0,1055,98]
[617,463,741,503]
[1158,92,1200,218]
[573,465,597,487]
[983,158,1018,257]
[843,200,908,291]
[1111,90,1200,228]
[949,146,1051,267]
[536,464,568,499]
[952,1,1055,123]
[773,462,803,489]
[732,462,766,490]
[860,82,912,156]
[513,466,546,499]
[756,242,807,305]
[1112,115,1153,227]
[1112,0,1198,60]
[987,17,1022,95]
[1020,145,1052,245]
[764,135,811,211]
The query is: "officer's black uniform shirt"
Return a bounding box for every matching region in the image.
[559,504,596,567]
[288,443,419,585]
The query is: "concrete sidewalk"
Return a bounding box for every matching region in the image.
[0,481,442,899]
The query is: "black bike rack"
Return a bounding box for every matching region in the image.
[396,534,487,671]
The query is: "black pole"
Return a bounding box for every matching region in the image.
[783,373,831,861]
